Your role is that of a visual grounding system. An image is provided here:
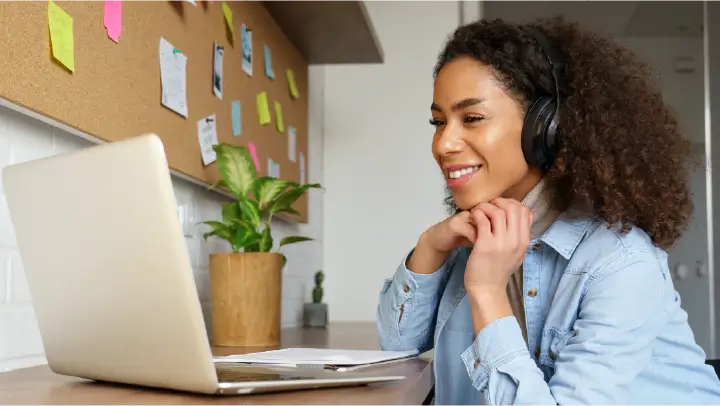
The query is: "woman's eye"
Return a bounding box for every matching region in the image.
[465,115,484,123]
[429,118,445,127]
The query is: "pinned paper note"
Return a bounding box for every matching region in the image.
[299,152,306,184]
[231,101,242,136]
[267,158,280,178]
[288,126,297,163]
[48,1,75,72]
[264,44,275,79]
[274,101,284,133]
[197,114,219,166]
[247,142,260,172]
[213,42,224,100]
[241,24,253,76]
[286,69,299,99]
[257,92,271,125]
[222,2,234,37]
[103,1,122,43]
[186,0,196,5]
[159,37,188,117]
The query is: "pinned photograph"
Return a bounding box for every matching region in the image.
[213,42,224,100]
[241,24,253,76]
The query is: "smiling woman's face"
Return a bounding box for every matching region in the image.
[431,56,541,211]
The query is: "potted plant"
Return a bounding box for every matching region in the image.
[201,143,320,347]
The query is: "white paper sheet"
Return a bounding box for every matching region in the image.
[213,348,418,367]
[197,114,218,165]
[159,37,188,118]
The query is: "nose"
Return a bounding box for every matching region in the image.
[435,122,465,156]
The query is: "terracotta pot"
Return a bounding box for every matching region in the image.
[209,252,282,347]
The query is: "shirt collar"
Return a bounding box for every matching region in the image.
[537,212,598,259]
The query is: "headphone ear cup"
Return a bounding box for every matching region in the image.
[521,97,557,171]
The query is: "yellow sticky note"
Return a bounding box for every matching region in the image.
[48,1,75,72]
[286,69,299,99]
[274,101,284,133]
[257,92,271,125]
[222,2,234,37]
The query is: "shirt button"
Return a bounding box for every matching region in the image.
[527,288,538,297]
[534,348,540,358]
[473,359,480,369]
[532,243,542,251]
[550,352,557,361]
[403,284,409,293]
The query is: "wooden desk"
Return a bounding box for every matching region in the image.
[0,322,433,404]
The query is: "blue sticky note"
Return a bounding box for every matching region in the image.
[264,44,275,79]
[231,101,242,136]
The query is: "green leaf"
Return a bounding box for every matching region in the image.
[258,226,273,252]
[213,144,258,197]
[277,206,301,217]
[280,253,287,269]
[253,177,294,207]
[268,183,322,215]
[207,179,227,191]
[237,195,262,229]
[221,202,241,223]
[201,221,233,241]
[279,236,313,249]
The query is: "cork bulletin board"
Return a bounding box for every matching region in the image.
[0,1,310,222]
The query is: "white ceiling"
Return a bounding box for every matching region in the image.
[483,1,703,38]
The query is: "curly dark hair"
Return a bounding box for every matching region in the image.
[435,17,697,249]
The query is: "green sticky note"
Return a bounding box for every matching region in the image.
[286,69,298,99]
[274,101,284,133]
[48,1,75,72]
[222,2,234,37]
[257,92,271,125]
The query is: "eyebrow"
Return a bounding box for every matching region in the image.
[430,98,486,112]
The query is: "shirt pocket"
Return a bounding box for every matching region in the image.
[538,328,573,370]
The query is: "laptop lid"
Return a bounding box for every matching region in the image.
[2,134,219,394]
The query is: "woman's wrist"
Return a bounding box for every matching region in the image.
[467,287,513,336]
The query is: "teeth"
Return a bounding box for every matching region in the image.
[448,166,480,179]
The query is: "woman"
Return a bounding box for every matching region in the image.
[376,17,720,404]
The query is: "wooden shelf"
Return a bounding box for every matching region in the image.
[263,1,384,64]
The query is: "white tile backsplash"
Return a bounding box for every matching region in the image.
[0,66,324,373]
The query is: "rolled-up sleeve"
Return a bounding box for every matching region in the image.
[377,248,454,353]
[459,250,670,405]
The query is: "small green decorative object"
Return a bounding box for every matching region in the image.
[312,270,324,303]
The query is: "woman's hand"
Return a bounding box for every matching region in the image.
[408,211,479,275]
[464,198,532,332]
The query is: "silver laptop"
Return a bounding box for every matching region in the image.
[1,134,404,395]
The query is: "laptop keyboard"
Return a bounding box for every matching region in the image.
[215,365,316,383]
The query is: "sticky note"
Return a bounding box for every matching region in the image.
[222,2,234,37]
[264,45,275,79]
[241,24,253,76]
[257,92,271,125]
[231,101,242,136]
[288,126,297,162]
[267,158,280,178]
[247,142,260,172]
[197,115,219,166]
[299,152,306,184]
[103,1,122,43]
[159,37,188,118]
[286,69,299,99]
[48,1,75,72]
[274,101,284,133]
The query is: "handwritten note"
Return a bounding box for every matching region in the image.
[103,1,122,43]
[48,1,75,72]
[299,152,306,184]
[197,115,219,166]
[288,126,297,162]
[159,37,188,117]
[241,24,253,76]
[267,158,280,178]
[274,101,284,133]
[231,101,242,136]
[222,2,234,37]
[286,69,299,99]
[247,142,260,172]
[264,44,275,79]
[257,92,271,125]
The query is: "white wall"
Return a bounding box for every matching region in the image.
[323,1,462,322]
[0,66,326,372]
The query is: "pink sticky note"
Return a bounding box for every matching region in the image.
[247,142,260,172]
[103,1,122,43]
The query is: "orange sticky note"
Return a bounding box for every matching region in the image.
[48,1,75,72]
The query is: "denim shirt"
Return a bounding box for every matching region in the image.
[377,214,720,404]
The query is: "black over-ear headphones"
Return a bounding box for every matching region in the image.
[520,26,566,173]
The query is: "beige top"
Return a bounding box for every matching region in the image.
[507,178,558,343]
